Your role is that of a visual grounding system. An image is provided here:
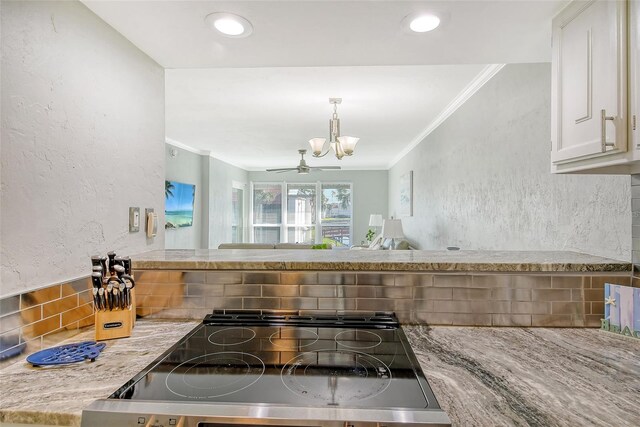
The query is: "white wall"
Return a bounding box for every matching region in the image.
[163,147,250,250]
[165,144,203,249]
[1,0,165,297]
[209,157,250,248]
[248,170,388,246]
[389,63,631,260]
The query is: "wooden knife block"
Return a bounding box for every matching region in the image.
[95,288,136,341]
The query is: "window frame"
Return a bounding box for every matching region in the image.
[231,181,246,243]
[319,182,354,248]
[250,181,285,243]
[249,181,353,245]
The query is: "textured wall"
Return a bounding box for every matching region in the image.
[165,145,203,249]
[388,64,631,260]
[1,1,165,297]
[209,157,250,248]
[633,175,640,285]
[248,170,389,246]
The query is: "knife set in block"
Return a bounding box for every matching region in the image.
[91,252,136,341]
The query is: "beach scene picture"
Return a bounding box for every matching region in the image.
[165,180,195,229]
[603,283,640,338]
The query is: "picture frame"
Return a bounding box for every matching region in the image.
[165,180,196,229]
[399,171,413,217]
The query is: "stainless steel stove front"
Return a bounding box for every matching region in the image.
[81,399,452,426]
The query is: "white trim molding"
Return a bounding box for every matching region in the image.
[165,137,209,156]
[165,137,250,170]
[387,63,506,169]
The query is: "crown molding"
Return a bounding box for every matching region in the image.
[165,138,250,170]
[387,63,506,169]
[165,138,209,156]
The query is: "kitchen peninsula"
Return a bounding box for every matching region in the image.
[133,249,631,272]
[131,249,631,327]
[0,250,635,426]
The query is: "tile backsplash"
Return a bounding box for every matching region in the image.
[0,277,93,363]
[133,270,630,327]
[633,174,640,287]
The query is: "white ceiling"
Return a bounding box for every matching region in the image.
[83,0,566,68]
[166,65,487,169]
[82,0,568,170]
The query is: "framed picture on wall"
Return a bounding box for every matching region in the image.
[165,180,195,229]
[399,171,413,217]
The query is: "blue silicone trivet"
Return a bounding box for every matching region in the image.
[26,341,106,366]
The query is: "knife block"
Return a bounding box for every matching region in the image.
[94,288,136,341]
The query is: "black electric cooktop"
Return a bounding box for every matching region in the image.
[110,311,440,411]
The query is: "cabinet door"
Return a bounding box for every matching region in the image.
[632,0,639,152]
[551,0,627,164]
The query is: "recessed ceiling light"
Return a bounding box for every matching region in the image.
[205,12,253,38]
[409,14,440,32]
[214,18,244,36]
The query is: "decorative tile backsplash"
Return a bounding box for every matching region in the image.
[0,259,633,364]
[133,270,630,327]
[0,277,93,363]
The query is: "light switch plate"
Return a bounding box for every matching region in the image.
[145,208,157,238]
[129,207,140,232]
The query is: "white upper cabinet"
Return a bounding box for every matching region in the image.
[551,0,634,173]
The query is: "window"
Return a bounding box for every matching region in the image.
[231,186,244,243]
[286,183,316,244]
[321,184,352,247]
[252,183,282,243]
[250,182,352,245]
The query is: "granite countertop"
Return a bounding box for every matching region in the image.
[1,320,639,426]
[0,321,200,426]
[405,326,640,426]
[132,249,631,273]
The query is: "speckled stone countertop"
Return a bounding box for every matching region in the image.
[0,321,199,426]
[405,326,640,426]
[131,249,631,273]
[1,320,638,426]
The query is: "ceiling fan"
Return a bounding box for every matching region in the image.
[266,149,341,174]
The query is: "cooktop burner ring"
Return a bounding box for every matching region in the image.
[208,327,256,346]
[334,329,383,349]
[165,351,265,399]
[280,348,392,404]
[268,327,319,349]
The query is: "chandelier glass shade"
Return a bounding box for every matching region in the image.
[308,98,359,160]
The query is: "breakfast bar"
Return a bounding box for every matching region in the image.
[130,249,631,327]
[0,250,635,426]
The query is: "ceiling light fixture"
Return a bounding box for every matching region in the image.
[205,12,253,38]
[308,98,360,160]
[401,13,442,34]
[409,14,440,32]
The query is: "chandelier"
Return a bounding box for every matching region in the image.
[308,98,360,160]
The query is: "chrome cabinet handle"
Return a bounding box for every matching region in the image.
[601,109,615,152]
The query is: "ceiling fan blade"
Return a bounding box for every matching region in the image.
[266,167,297,172]
[309,166,342,170]
[268,148,341,173]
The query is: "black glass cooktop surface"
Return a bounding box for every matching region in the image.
[110,311,439,410]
